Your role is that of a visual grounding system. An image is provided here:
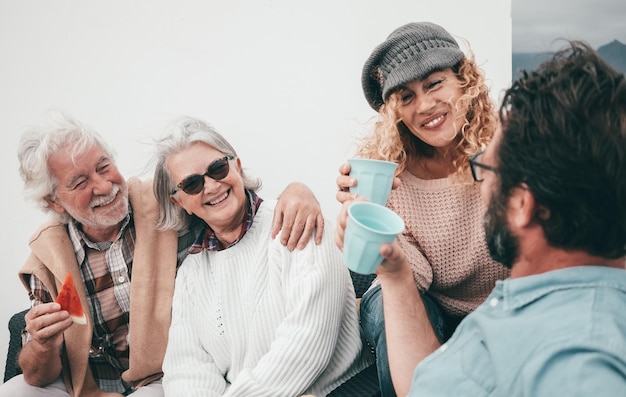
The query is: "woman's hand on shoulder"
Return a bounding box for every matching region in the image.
[273,182,324,251]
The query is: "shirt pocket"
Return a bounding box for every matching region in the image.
[415,329,496,396]
[457,330,497,395]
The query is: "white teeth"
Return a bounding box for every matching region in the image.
[209,191,228,205]
[424,115,444,127]
[91,185,119,208]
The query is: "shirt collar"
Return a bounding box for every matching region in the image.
[188,189,263,254]
[492,266,626,311]
[67,209,133,265]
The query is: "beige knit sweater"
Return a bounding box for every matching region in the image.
[380,171,510,317]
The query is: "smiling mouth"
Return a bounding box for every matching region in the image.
[91,191,118,209]
[422,114,446,128]
[93,200,113,209]
[207,190,230,206]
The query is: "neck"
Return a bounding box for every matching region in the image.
[214,222,245,246]
[81,223,123,243]
[510,249,625,278]
[211,202,248,246]
[407,149,458,179]
[409,159,457,179]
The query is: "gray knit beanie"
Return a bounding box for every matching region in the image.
[362,22,465,111]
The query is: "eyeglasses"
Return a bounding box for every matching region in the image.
[469,150,497,182]
[171,155,235,195]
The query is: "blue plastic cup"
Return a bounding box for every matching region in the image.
[348,158,398,205]
[343,201,405,275]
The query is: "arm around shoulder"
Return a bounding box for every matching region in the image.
[273,182,324,251]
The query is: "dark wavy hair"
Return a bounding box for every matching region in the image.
[497,41,626,258]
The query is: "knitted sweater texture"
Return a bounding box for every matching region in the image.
[162,200,372,397]
[383,171,510,316]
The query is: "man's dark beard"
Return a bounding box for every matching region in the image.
[483,189,519,269]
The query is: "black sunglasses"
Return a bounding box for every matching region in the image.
[171,155,235,195]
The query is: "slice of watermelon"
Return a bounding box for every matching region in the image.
[55,273,87,325]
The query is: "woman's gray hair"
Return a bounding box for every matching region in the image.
[17,109,116,223]
[153,116,262,231]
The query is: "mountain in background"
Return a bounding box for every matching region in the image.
[512,40,626,80]
[597,40,626,74]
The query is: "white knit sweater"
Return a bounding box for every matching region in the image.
[162,200,372,397]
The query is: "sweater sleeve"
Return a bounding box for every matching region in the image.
[225,226,354,396]
[162,257,228,397]
[395,229,434,291]
[368,210,434,293]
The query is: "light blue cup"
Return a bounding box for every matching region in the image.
[348,158,398,205]
[344,201,405,275]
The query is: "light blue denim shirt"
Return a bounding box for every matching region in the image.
[409,265,626,396]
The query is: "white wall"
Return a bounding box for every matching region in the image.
[0,0,511,372]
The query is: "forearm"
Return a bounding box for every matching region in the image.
[378,269,441,397]
[18,340,63,387]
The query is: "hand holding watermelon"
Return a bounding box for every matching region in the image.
[55,273,87,325]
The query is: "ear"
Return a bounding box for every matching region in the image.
[169,194,193,215]
[507,184,536,229]
[44,195,67,215]
[235,157,242,173]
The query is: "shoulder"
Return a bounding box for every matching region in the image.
[520,339,626,395]
[258,198,276,215]
[127,177,154,201]
[176,252,204,286]
[29,219,67,245]
[127,177,159,219]
[251,199,276,230]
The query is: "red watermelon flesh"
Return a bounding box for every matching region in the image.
[55,273,87,325]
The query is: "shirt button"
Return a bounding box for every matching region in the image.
[489,298,499,307]
[118,276,125,283]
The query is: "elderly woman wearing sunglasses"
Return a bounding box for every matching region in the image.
[151,116,372,397]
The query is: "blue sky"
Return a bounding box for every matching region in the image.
[512,0,626,52]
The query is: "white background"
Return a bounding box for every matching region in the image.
[0,0,511,371]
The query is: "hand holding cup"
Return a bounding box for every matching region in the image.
[343,201,405,275]
[346,158,398,205]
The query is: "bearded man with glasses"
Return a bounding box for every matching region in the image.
[336,41,626,396]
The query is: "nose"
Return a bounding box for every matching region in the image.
[415,92,437,114]
[91,174,113,196]
[201,174,221,193]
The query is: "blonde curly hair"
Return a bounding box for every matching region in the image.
[356,53,497,177]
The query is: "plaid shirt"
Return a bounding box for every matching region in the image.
[25,194,244,394]
[29,214,135,394]
[188,189,263,254]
